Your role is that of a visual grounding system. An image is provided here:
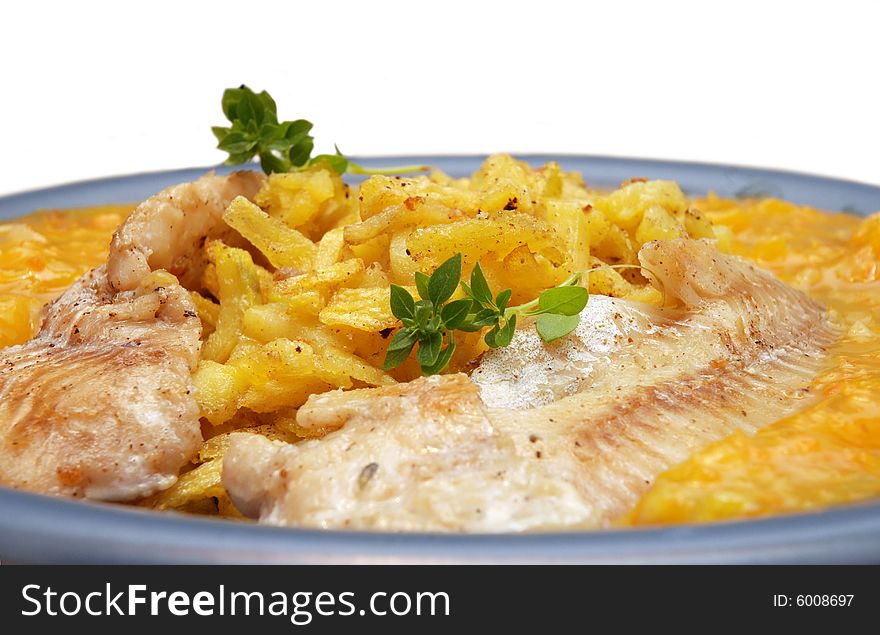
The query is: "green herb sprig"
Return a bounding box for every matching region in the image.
[383,253,590,375]
[384,254,468,376]
[213,86,429,176]
[462,264,588,347]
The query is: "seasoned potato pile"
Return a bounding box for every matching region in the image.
[146,154,728,514]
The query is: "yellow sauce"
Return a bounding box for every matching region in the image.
[1,197,879,525]
[0,205,132,348]
[629,197,880,524]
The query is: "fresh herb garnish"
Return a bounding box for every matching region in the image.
[462,263,588,347]
[384,254,463,376]
[213,85,429,176]
[383,254,591,375]
[534,313,581,343]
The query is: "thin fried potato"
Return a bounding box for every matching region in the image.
[201,261,220,298]
[191,291,220,332]
[358,175,480,220]
[594,179,687,230]
[582,205,613,247]
[315,226,346,268]
[241,302,304,343]
[389,232,420,284]
[592,224,638,266]
[144,425,303,514]
[223,196,316,269]
[230,338,328,412]
[683,208,716,240]
[587,262,634,298]
[475,179,532,216]
[852,212,880,255]
[543,200,591,271]
[315,344,396,387]
[624,284,664,305]
[272,290,324,317]
[271,258,364,297]
[469,154,540,215]
[319,286,399,332]
[239,302,391,388]
[271,411,332,440]
[635,205,685,246]
[201,242,264,363]
[146,459,228,512]
[347,235,390,269]
[193,359,247,425]
[344,200,465,245]
[240,374,332,412]
[406,213,566,269]
[497,246,571,303]
[254,167,341,229]
[535,161,564,198]
[241,302,351,351]
[712,224,734,252]
[353,262,390,288]
[198,431,234,461]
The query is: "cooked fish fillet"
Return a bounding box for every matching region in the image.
[223,239,838,531]
[109,171,264,291]
[0,172,261,500]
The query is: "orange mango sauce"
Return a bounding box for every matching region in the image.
[1,198,879,526]
[628,196,880,525]
[0,206,133,348]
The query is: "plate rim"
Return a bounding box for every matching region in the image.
[1,485,880,564]
[1,154,879,216]
[2,152,879,197]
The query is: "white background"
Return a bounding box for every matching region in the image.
[1,0,878,195]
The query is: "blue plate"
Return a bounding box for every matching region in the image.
[1,155,878,564]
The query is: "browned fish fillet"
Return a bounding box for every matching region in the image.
[223,239,837,531]
[109,171,264,291]
[0,172,263,500]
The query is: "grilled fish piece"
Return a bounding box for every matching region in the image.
[0,172,262,500]
[223,239,837,531]
[109,171,264,291]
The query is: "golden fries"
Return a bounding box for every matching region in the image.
[319,286,399,332]
[200,242,264,363]
[406,213,567,269]
[271,258,365,297]
[222,196,316,269]
[254,167,342,229]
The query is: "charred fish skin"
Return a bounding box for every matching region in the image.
[223,239,837,531]
[0,172,262,501]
